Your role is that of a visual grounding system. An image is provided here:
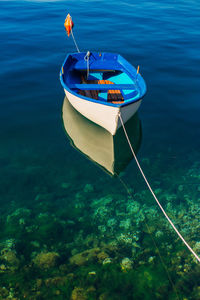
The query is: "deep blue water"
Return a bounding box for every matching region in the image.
[0,0,200,299]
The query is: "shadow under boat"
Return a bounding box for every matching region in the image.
[62,97,142,176]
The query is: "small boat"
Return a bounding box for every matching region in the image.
[62,97,142,175]
[60,52,146,135]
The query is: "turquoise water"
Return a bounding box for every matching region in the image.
[1,0,200,299]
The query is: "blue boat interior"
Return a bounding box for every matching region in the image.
[60,52,146,106]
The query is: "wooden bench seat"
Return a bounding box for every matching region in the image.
[74,78,133,102]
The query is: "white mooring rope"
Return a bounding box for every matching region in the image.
[118,112,200,263]
[71,28,80,53]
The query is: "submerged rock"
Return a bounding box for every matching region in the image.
[69,248,107,266]
[120,257,133,271]
[0,249,20,271]
[71,287,87,300]
[6,208,31,223]
[148,256,155,263]
[0,239,16,251]
[102,257,112,265]
[97,251,109,263]
[33,251,59,269]
[69,248,99,266]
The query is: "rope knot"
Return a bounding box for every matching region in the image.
[84,51,91,61]
[84,51,91,79]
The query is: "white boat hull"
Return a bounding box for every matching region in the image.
[64,89,142,135]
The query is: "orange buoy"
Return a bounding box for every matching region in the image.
[64,14,74,37]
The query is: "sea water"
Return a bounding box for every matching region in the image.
[0,0,200,299]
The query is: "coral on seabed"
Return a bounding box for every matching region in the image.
[194,242,200,255]
[1,151,200,299]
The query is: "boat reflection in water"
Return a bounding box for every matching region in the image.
[62,97,142,176]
